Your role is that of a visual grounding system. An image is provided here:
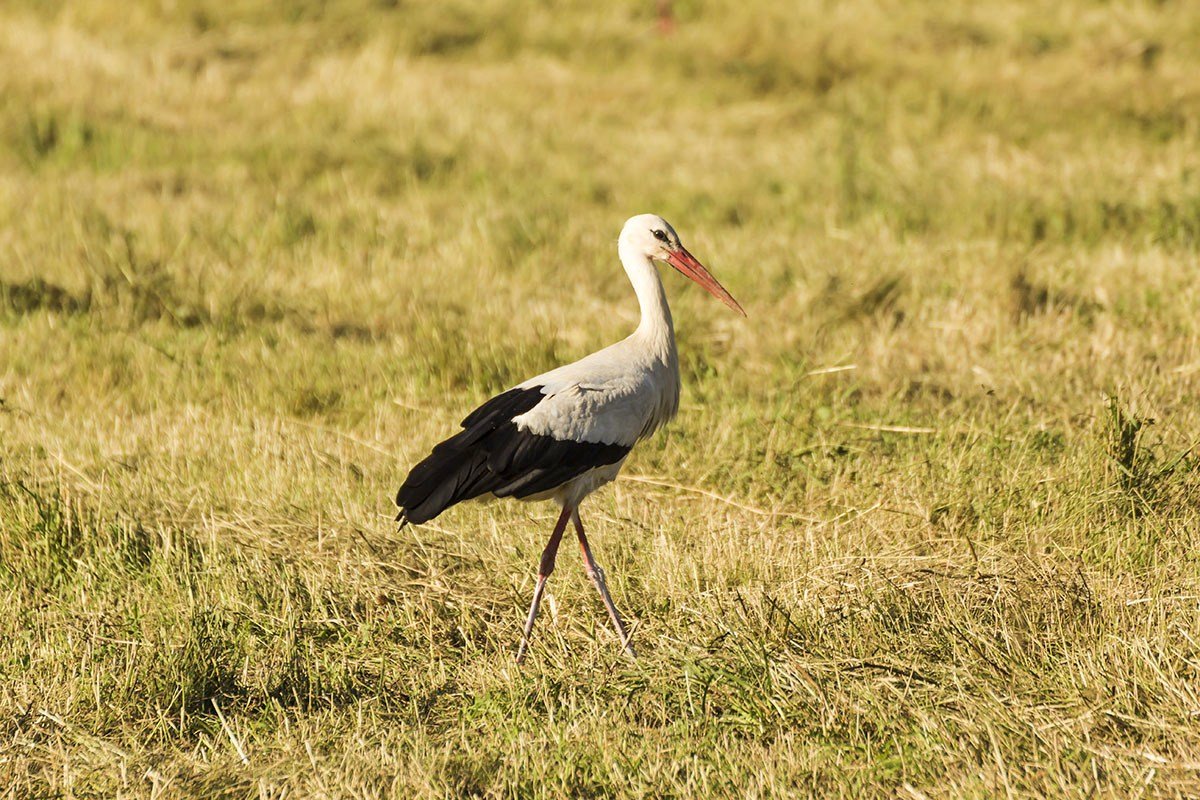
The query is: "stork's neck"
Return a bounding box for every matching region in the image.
[619,240,676,359]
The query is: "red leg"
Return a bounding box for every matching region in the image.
[573,509,636,660]
[515,505,573,664]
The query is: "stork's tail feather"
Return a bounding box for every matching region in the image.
[395,443,492,525]
[395,387,546,525]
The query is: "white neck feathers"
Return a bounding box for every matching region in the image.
[616,231,682,437]
[618,238,675,358]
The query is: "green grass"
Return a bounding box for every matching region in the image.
[2,1,1200,796]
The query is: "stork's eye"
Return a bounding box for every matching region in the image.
[652,229,669,243]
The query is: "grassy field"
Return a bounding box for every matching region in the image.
[2,0,1200,796]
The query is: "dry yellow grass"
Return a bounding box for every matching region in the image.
[2,1,1200,797]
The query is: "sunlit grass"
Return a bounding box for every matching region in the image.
[2,1,1200,797]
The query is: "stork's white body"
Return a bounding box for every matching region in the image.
[512,234,682,507]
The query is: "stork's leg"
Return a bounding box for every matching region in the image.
[572,509,636,660]
[515,505,573,664]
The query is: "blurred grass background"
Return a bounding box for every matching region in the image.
[2,1,1200,797]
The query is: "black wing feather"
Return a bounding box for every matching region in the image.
[396,386,630,525]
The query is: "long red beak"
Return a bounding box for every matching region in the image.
[665,247,746,316]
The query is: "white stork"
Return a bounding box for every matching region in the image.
[396,214,744,662]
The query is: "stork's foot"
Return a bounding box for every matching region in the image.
[515,573,549,665]
[572,510,637,660]
[588,561,637,660]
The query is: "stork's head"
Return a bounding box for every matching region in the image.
[620,214,745,316]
